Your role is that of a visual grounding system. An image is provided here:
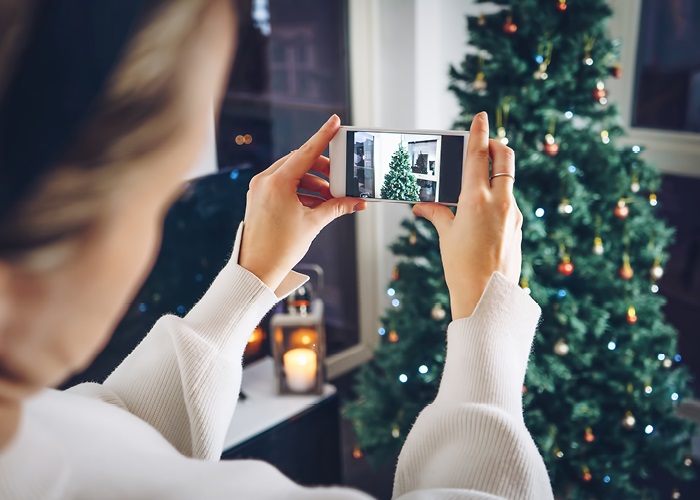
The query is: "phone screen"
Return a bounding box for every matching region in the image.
[345,130,465,204]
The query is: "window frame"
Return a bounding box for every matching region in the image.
[607,0,700,178]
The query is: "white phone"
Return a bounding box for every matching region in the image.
[329,126,469,206]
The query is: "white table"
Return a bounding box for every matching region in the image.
[223,356,337,451]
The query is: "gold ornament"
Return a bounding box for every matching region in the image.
[593,236,604,255]
[631,175,640,193]
[431,303,447,321]
[650,259,664,281]
[649,193,658,206]
[409,232,417,246]
[622,411,636,429]
[584,427,595,443]
[391,425,400,438]
[557,198,573,214]
[472,71,487,92]
[663,358,673,368]
[672,489,681,499]
[352,446,363,459]
[554,339,570,356]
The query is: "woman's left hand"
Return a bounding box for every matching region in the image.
[238,115,365,291]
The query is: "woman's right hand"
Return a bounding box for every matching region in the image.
[412,112,523,320]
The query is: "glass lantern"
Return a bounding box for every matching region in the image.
[270,265,325,395]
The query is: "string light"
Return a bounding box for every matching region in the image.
[418,365,429,374]
[675,354,682,362]
[672,393,679,401]
[568,164,577,173]
[387,288,396,296]
[658,353,666,361]
[651,284,659,293]
[398,374,408,383]
[644,424,654,434]
[391,299,400,307]
[229,169,240,180]
[138,303,147,313]
[378,328,386,336]
[535,208,545,217]
[565,110,574,119]
[632,145,641,153]
[607,341,617,351]
[603,475,611,484]
[644,385,653,394]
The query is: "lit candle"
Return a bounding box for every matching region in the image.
[283,348,317,393]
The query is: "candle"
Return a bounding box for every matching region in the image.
[283,348,317,393]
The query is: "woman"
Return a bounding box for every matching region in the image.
[0,0,553,498]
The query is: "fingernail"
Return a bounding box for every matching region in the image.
[479,111,488,121]
[413,206,423,217]
[327,114,339,126]
[353,201,365,212]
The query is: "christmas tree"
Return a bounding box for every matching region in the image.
[346,1,696,498]
[379,143,421,201]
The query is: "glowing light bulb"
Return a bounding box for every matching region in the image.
[398,374,408,383]
[418,365,428,374]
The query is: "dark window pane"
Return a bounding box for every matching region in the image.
[633,0,700,133]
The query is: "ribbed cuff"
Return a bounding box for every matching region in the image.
[183,223,307,353]
[435,272,541,419]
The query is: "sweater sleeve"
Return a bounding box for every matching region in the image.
[67,223,307,461]
[392,272,554,500]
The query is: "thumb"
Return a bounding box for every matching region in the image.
[412,202,454,234]
[311,197,366,228]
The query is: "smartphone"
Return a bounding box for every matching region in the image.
[329,126,469,206]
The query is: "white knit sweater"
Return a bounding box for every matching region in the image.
[0,226,553,499]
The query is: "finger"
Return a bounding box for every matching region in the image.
[298,173,332,199]
[298,193,327,209]
[310,156,330,177]
[488,139,515,197]
[279,115,341,179]
[412,202,454,235]
[462,112,490,193]
[263,151,294,176]
[310,196,365,228]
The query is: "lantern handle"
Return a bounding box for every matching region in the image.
[293,263,324,293]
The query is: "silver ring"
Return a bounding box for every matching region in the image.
[489,173,515,183]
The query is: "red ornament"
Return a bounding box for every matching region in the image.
[388,330,399,343]
[543,134,559,156]
[610,64,622,78]
[503,15,518,34]
[593,88,607,101]
[614,200,629,219]
[626,306,638,324]
[584,427,595,443]
[619,263,634,280]
[557,2,568,11]
[582,471,592,482]
[522,385,528,395]
[558,259,574,276]
[392,266,400,281]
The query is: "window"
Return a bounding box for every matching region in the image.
[632,0,700,133]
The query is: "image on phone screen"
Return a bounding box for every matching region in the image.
[345,130,465,204]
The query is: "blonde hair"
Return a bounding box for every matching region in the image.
[0,0,230,268]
